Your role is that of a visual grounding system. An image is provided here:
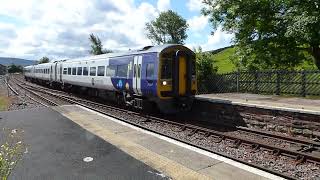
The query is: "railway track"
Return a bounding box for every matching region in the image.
[11,77,320,179]
[5,78,49,107]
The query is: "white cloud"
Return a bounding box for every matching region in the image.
[201,27,234,51]
[157,0,170,12]
[187,15,208,32]
[187,0,204,12]
[0,0,158,60]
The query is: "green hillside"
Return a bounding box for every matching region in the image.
[211,47,318,74]
[211,47,236,73]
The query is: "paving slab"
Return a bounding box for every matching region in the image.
[199,162,267,180]
[118,130,181,155]
[160,147,221,171]
[0,107,170,180]
[53,105,283,180]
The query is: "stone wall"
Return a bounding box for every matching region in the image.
[192,100,320,139]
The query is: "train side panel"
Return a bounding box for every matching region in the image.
[61,58,115,91]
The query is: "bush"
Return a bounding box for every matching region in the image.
[194,47,218,93]
[7,65,23,74]
[0,128,26,180]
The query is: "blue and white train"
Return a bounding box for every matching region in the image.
[24,44,197,113]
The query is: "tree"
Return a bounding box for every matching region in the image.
[89,33,113,55]
[38,57,49,64]
[202,0,320,70]
[284,1,320,69]
[8,64,23,73]
[194,47,217,91]
[145,10,188,45]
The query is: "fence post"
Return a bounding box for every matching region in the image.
[276,70,280,95]
[301,70,306,97]
[254,71,259,94]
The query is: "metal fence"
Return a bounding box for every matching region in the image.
[197,70,320,97]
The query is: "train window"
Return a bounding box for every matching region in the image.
[161,58,172,79]
[83,67,88,76]
[63,68,67,75]
[72,67,76,75]
[97,66,105,76]
[116,64,128,78]
[146,63,154,78]
[138,64,141,78]
[77,67,82,75]
[106,65,116,76]
[90,67,96,76]
[68,67,71,75]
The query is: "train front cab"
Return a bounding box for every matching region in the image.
[157,45,197,113]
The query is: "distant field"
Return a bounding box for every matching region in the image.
[211,47,318,74]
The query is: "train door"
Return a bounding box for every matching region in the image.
[141,55,156,96]
[50,65,53,81]
[59,64,62,82]
[133,56,142,95]
[54,63,58,81]
[178,53,187,95]
[173,50,188,96]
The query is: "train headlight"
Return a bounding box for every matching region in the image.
[162,81,167,85]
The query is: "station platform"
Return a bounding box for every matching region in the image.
[197,93,320,115]
[0,106,283,180]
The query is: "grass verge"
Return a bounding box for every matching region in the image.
[0,96,10,111]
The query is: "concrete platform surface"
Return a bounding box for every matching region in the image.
[52,105,283,180]
[0,108,170,180]
[197,93,320,115]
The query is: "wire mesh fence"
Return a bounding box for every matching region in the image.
[197,70,320,97]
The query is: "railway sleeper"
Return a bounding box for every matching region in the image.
[213,136,224,143]
[231,139,242,148]
[251,144,260,151]
[187,129,198,136]
[297,144,316,153]
[294,155,306,165]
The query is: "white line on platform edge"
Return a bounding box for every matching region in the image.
[196,96,320,115]
[76,105,285,180]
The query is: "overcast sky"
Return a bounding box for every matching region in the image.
[0,0,233,60]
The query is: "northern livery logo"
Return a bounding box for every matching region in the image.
[117,80,123,89]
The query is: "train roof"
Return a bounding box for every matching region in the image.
[62,44,188,63]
